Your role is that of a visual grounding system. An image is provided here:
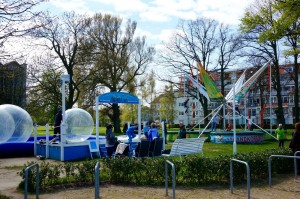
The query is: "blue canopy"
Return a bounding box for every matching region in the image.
[97,92,139,104]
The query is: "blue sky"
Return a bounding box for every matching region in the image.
[39,0,255,48]
[30,0,256,92]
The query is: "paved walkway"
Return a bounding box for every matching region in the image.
[0,157,300,199]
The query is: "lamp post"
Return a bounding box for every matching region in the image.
[60,74,70,161]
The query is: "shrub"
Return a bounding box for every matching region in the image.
[19,148,294,191]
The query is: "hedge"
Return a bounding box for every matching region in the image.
[19,148,294,192]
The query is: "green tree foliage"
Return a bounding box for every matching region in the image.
[26,58,62,124]
[159,84,176,123]
[140,70,156,121]
[81,14,155,132]
[120,104,138,124]
[240,0,285,125]
[272,0,300,122]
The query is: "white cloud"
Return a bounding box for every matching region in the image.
[195,0,253,25]
[47,0,253,25]
[157,29,177,42]
[49,0,92,15]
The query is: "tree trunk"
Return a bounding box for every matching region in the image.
[294,54,299,122]
[274,57,285,126]
[203,98,209,125]
[112,103,121,133]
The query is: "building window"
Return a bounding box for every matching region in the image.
[282,96,289,103]
[271,96,277,103]
[289,95,294,104]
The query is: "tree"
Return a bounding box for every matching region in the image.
[158,17,236,124]
[0,0,44,58]
[120,104,138,124]
[216,24,243,96]
[81,14,155,133]
[159,84,176,124]
[0,61,26,107]
[240,0,285,125]
[34,12,91,110]
[140,70,156,121]
[272,0,300,122]
[26,54,62,124]
[27,71,62,124]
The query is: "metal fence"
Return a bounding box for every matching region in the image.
[268,154,300,187]
[165,160,176,199]
[94,161,100,199]
[230,158,250,199]
[24,163,39,199]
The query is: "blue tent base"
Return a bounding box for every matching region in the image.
[36,142,102,161]
[0,136,54,158]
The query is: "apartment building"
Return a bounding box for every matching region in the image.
[152,64,299,126]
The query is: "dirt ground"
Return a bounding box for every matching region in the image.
[0,157,299,199]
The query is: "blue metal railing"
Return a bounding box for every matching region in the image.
[24,163,39,199]
[230,158,250,199]
[268,154,300,187]
[165,160,176,199]
[94,161,100,199]
[294,151,300,178]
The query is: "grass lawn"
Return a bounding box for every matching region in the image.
[34,126,291,158]
[202,140,280,157]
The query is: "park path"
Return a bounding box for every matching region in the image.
[0,157,300,198]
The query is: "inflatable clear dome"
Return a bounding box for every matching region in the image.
[64,108,94,143]
[0,104,33,142]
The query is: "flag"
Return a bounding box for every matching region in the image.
[225,70,246,103]
[186,74,210,101]
[235,58,273,102]
[198,62,223,102]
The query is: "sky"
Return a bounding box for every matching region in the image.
[40,0,255,49]
[33,0,256,92]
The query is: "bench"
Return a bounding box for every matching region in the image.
[162,137,207,161]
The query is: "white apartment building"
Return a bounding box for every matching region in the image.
[151,64,299,126]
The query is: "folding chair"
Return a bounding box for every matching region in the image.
[135,140,150,157]
[149,138,163,157]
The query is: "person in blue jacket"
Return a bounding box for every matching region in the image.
[148,123,160,141]
[126,123,137,156]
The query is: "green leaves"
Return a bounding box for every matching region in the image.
[19,148,294,191]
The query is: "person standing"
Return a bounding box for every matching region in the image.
[178,122,187,139]
[211,116,218,132]
[148,123,160,141]
[248,118,253,131]
[275,123,286,147]
[53,109,62,141]
[289,122,300,174]
[122,123,128,135]
[105,124,115,157]
[126,123,137,156]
